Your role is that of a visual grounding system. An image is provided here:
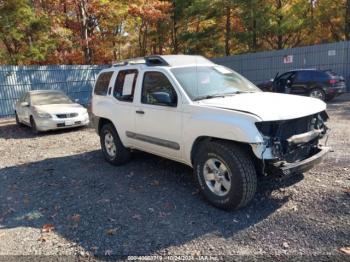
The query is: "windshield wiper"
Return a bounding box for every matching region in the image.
[193,94,226,101]
[194,91,255,101]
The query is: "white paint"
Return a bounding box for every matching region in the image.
[328,50,336,56]
[283,55,293,64]
[122,73,135,96]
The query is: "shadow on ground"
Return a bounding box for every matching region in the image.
[0,147,303,257]
[0,122,88,140]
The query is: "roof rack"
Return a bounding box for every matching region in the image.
[112,55,169,67]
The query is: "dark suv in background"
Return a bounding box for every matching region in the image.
[257,69,346,101]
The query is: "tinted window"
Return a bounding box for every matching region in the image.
[277,72,294,81]
[142,72,177,107]
[296,71,311,81]
[94,72,113,96]
[113,69,138,102]
[311,71,329,81]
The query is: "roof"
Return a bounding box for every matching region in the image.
[111,55,215,68]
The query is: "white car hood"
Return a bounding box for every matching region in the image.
[198,92,326,121]
[34,103,87,114]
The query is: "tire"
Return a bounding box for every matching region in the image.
[325,94,335,102]
[30,116,39,134]
[193,141,257,210]
[309,88,326,101]
[100,123,131,166]
[15,112,23,127]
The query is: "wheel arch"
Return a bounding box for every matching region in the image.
[190,136,254,165]
[97,117,114,135]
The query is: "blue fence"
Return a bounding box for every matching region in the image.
[213,41,350,90]
[0,65,106,117]
[1,41,350,118]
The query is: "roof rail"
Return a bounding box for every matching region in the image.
[112,55,170,67]
[145,56,169,66]
[112,57,145,67]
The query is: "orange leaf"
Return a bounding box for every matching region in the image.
[42,224,54,233]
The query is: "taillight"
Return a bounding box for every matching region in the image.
[329,79,338,85]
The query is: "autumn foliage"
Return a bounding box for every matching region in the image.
[0,0,349,65]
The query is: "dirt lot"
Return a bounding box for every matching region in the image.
[0,95,349,261]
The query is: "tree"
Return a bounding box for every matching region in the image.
[0,0,56,64]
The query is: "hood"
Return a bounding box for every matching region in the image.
[34,103,87,114]
[198,92,326,121]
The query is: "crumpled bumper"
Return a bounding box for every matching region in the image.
[270,146,330,176]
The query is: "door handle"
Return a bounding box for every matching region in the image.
[136,110,145,114]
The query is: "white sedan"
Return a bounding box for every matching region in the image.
[15,90,89,133]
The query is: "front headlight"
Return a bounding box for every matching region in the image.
[34,110,51,118]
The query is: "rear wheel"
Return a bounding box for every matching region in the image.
[100,123,131,166]
[193,141,257,210]
[309,88,325,101]
[325,94,335,102]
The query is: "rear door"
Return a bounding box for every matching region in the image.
[132,70,183,160]
[109,68,139,146]
[291,71,311,95]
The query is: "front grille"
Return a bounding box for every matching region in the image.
[278,115,313,141]
[56,113,78,118]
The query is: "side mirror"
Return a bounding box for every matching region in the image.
[151,91,176,106]
[21,102,29,107]
[75,98,80,103]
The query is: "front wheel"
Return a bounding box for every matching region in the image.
[100,123,131,166]
[15,112,23,127]
[30,116,39,134]
[193,141,257,210]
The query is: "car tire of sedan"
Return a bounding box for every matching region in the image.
[194,141,257,210]
[100,123,131,166]
[15,112,23,127]
[309,88,325,101]
[30,116,39,134]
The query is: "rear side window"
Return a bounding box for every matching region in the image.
[94,72,113,96]
[296,71,311,81]
[311,71,329,81]
[113,69,138,102]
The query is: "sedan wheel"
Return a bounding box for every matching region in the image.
[30,117,39,134]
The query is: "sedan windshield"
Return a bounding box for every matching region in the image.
[31,92,73,105]
[171,66,260,101]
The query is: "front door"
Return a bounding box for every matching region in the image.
[132,70,182,160]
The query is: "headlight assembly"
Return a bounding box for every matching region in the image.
[34,110,51,118]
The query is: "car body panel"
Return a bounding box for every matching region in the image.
[92,55,328,172]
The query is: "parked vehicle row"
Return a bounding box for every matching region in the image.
[14,55,336,210]
[257,69,346,101]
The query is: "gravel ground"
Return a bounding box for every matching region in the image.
[0,95,349,261]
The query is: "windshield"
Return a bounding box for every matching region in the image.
[171,66,260,100]
[31,92,73,105]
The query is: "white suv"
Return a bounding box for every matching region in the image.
[91,55,329,210]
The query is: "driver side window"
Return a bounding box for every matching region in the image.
[141,72,178,107]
